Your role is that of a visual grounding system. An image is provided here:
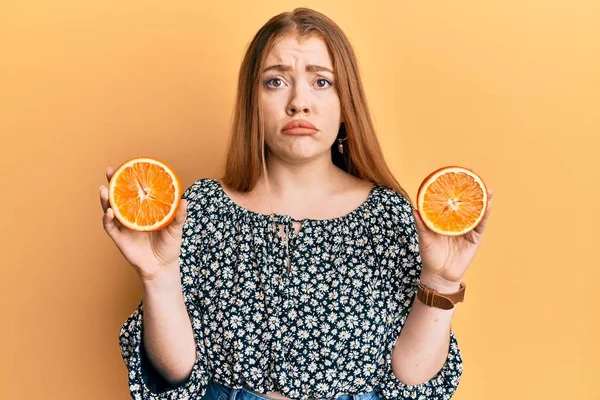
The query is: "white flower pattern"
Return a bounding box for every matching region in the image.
[119,179,463,400]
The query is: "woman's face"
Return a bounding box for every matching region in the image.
[260,34,342,164]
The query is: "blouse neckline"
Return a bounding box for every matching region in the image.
[212,178,379,224]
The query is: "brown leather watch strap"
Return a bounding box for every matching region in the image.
[417,282,466,310]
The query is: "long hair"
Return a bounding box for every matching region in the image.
[222,7,410,201]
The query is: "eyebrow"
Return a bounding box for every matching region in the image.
[262,64,334,74]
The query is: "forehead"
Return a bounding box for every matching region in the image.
[265,35,332,67]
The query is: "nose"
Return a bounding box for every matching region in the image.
[286,85,311,116]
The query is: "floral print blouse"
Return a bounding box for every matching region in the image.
[119,178,463,400]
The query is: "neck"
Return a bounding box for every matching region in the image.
[260,152,342,198]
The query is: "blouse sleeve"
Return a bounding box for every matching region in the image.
[377,191,463,400]
[118,183,210,400]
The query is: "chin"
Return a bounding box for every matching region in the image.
[274,145,331,163]
[266,134,336,162]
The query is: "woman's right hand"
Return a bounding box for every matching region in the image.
[100,167,188,283]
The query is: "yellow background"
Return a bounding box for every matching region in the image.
[1,1,598,399]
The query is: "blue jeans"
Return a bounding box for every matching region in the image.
[202,381,380,400]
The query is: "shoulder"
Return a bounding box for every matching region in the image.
[181,178,221,202]
[179,178,231,230]
[180,178,229,218]
[370,185,417,236]
[372,185,414,214]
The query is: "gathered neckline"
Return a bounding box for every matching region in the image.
[212,178,379,224]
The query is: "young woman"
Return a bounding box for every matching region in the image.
[101,8,493,400]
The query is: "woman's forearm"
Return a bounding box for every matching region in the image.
[391,274,460,385]
[141,270,197,386]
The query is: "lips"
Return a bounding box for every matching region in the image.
[281,119,318,135]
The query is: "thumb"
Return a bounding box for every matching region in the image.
[412,207,435,244]
[412,207,427,233]
[172,199,188,226]
[165,199,188,235]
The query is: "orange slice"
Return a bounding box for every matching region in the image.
[108,157,182,232]
[416,166,488,236]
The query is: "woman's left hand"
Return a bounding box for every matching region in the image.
[412,188,494,292]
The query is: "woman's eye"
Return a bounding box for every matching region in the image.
[315,78,332,88]
[267,78,284,88]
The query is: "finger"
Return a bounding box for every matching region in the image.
[412,207,436,245]
[99,186,124,229]
[102,207,122,239]
[412,207,426,232]
[100,185,110,213]
[106,167,114,183]
[173,199,188,225]
[100,174,125,229]
[167,199,188,233]
[487,187,493,200]
[474,198,493,234]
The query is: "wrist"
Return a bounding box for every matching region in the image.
[419,271,461,293]
[141,268,182,295]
